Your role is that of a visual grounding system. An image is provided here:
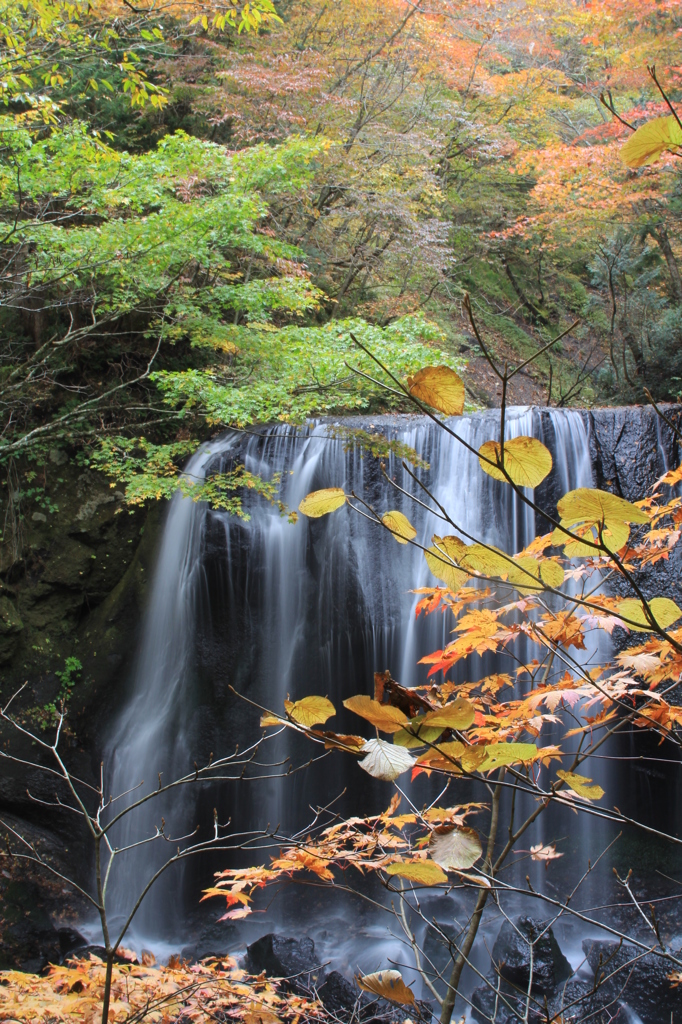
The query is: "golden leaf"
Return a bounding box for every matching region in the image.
[553,487,648,555]
[556,770,604,801]
[283,695,335,727]
[407,365,465,416]
[357,970,416,1005]
[260,712,281,727]
[620,115,682,168]
[540,558,565,588]
[382,510,417,544]
[424,534,469,590]
[477,742,538,771]
[298,487,346,518]
[385,859,448,885]
[343,694,408,733]
[420,697,475,730]
[478,436,552,488]
[429,824,482,870]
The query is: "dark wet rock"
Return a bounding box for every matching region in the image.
[0,878,62,973]
[318,971,357,1014]
[492,917,572,994]
[58,926,87,958]
[567,939,682,1024]
[471,979,559,1024]
[69,945,139,965]
[179,920,237,962]
[245,934,320,990]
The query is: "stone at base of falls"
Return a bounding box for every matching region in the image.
[492,917,573,993]
[471,981,562,1024]
[317,971,357,1014]
[245,934,320,991]
[561,940,682,1024]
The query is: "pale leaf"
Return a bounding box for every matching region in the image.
[429,824,482,870]
[358,739,415,780]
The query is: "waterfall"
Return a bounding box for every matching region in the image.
[105,408,600,943]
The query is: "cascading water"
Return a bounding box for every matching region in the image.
[105,407,608,944]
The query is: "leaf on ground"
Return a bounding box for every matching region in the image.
[407,365,465,416]
[556,770,604,800]
[420,697,475,730]
[478,436,552,488]
[344,694,408,733]
[284,695,335,726]
[616,597,682,633]
[382,510,417,544]
[429,824,482,870]
[385,859,448,885]
[358,738,415,780]
[357,970,416,1006]
[298,487,346,517]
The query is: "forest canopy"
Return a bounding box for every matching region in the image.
[0,0,681,503]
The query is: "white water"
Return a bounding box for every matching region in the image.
[104,408,605,943]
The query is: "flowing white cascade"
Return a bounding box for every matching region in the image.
[105,408,599,941]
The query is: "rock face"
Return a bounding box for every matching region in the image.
[245,934,320,991]
[471,917,572,1024]
[562,939,682,1024]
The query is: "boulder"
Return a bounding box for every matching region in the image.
[471,980,558,1024]
[492,917,572,994]
[318,971,357,1014]
[0,879,61,973]
[572,939,682,1024]
[245,934,320,991]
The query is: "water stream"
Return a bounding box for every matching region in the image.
[105,408,613,944]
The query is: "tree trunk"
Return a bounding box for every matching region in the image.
[650,223,682,303]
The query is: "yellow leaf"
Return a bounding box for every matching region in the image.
[260,712,281,727]
[385,860,448,885]
[478,436,552,488]
[424,535,469,589]
[407,366,465,416]
[556,769,604,801]
[298,487,346,518]
[421,697,475,730]
[429,824,482,870]
[284,695,336,727]
[393,720,444,747]
[382,510,417,544]
[459,543,512,578]
[621,115,682,168]
[616,597,682,633]
[477,742,538,771]
[553,488,648,554]
[357,970,416,1005]
[540,558,565,588]
[343,695,407,733]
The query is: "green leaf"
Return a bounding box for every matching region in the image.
[478,436,552,488]
[298,488,346,518]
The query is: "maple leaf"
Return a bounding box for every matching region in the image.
[529,843,564,868]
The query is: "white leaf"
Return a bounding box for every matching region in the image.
[429,824,482,870]
[358,739,415,781]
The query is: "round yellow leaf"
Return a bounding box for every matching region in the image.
[616,597,682,633]
[343,695,408,733]
[283,695,336,727]
[424,535,469,590]
[298,487,346,518]
[477,742,538,772]
[621,116,681,168]
[478,436,552,488]
[421,697,475,730]
[557,488,649,527]
[385,860,448,885]
[382,510,417,544]
[539,558,565,588]
[407,366,465,417]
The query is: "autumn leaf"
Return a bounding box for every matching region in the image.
[477,742,539,771]
[260,712,282,727]
[556,769,604,800]
[357,970,416,1005]
[284,695,336,726]
[358,738,415,780]
[553,488,649,555]
[530,843,564,868]
[407,365,465,416]
[424,535,469,590]
[420,697,475,730]
[343,694,408,733]
[393,718,444,747]
[298,487,346,517]
[382,510,417,544]
[540,558,565,588]
[385,859,448,884]
[429,824,482,870]
[310,729,367,751]
[620,115,682,168]
[616,597,682,633]
[478,436,552,488]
